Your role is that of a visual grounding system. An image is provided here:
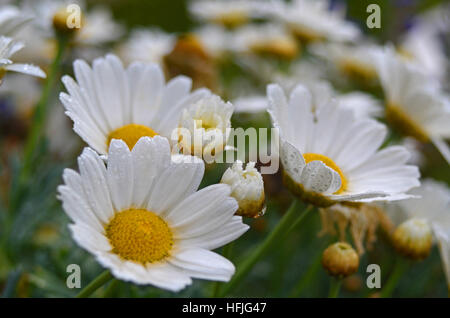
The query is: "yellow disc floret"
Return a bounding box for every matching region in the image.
[106,209,173,264]
[107,124,158,150]
[303,153,348,193]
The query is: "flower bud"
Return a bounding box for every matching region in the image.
[221,161,266,218]
[52,7,82,36]
[322,242,359,278]
[392,218,432,260]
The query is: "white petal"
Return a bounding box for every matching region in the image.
[5,63,46,78]
[280,140,305,184]
[106,139,133,212]
[177,216,249,250]
[170,248,235,282]
[300,160,341,194]
[69,223,111,255]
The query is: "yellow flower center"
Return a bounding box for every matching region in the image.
[251,38,300,60]
[386,104,429,142]
[213,11,248,28]
[105,209,173,264]
[303,153,347,194]
[338,60,377,82]
[107,124,158,150]
[289,25,324,43]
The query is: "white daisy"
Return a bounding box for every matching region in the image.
[267,83,420,207]
[400,20,447,82]
[75,7,124,46]
[0,36,46,83]
[59,54,210,155]
[189,0,262,28]
[389,180,450,271]
[0,5,33,35]
[193,25,232,60]
[336,92,383,119]
[58,136,249,291]
[310,42,382,83]
[117,28,175,65]
[271,0,360,43]
[231,23,299,60]
[375,46,450,163]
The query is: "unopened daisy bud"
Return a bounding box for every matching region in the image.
[322,242,359,278]
[221,161,266,218]
[177,94,233,161]
[53,6,82,36]
[392,218,432,260]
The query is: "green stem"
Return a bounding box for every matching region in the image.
[76,270,113,298]
[380,259,407,298]
[103,278,119,298]
[212,242,234,297]
[218,200,312,297]
[19,36,68,187]
[328,278,342,298]
[290,247,323,297]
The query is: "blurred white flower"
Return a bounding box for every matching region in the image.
[376,46,450,163]
[0,36,46,83]
[388,180,450,267]
[58,136,249,291]
[268,83,420,207]
[0,4,33,35]
[231,23,299,60]
[117,28,175,65]
[310,41,382,83]
[270,0,360,42]
[336,92,383,119]
[189,0,263,28]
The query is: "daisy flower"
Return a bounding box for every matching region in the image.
[117,28,175,65]
[388,180,450,268]
[271,0,360,43]
[0,36,46,83]
[399,19,447,82]
[59,54,210,155]
[310,42,382,84]
[58,136,249,290]
[267,83,420,207]
[231,23,300,60]
[189,0,262,28]
[0,5,33,35]
[193,25,233,60]
[375,47,450,163]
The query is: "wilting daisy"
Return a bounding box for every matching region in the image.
[117,28,175,65]
[231,23,299,60]
[189,0,262,28]
[388,180,450,266]
[270,0,360,43]
[0,36,46,83]
[267,83,420,207]
[221,161,266,218]
[375,47,450,163]
[0,5,33,35]
[59,54,209,155]
[177,93,233,160]
[58,136,249,290]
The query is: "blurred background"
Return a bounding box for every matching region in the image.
[0,0,449,297]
